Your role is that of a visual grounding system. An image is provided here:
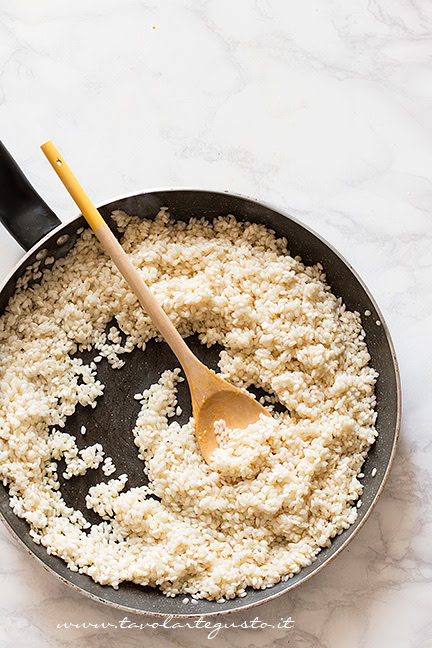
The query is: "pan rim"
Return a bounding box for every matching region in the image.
[0,187,401,618]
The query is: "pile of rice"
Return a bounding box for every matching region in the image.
[0,208,378,601]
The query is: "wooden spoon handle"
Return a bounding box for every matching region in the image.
[41,140,199,373]
[94,222,198,369]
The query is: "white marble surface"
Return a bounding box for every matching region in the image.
[1,0,431,646]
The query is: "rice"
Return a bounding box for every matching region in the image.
[0,208,378,600]
[102,456,116,477]
[210,414,277,480]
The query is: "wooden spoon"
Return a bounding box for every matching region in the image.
[41,140,270,465]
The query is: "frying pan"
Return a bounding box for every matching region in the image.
[0,141,401,617]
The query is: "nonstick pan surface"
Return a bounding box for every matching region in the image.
[0,145,400,617]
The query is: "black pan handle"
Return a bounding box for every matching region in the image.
[0,141,61,251]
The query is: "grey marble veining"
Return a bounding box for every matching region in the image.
[0,0,431,646]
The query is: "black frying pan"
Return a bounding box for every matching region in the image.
[0,141,400,617]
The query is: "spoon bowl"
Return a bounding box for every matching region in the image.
[187,366,271,463]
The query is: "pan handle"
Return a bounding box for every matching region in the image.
[0,141,61,251]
